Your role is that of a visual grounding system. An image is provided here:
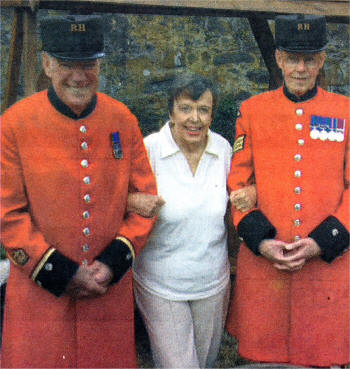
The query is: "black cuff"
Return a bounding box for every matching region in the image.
[33,250,79,297]
[96,239,133,284]
[237,210,276,255]
[309,216,349,263]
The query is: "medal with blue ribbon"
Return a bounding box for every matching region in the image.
[310,115,346,142]
[310,115,320,139]
[111,131,123,159]
[319,117,330,141]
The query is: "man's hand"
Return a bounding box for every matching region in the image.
[65,260,113,299]
[259,239,291,264]
[275,237,321,272]
[127,192,165,218]
[230,185,257,213]
[259,237,321,272]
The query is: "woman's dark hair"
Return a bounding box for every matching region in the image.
[168,73,218,117]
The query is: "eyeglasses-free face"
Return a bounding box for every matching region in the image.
[169,89,213,150]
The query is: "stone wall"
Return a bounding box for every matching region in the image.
[1,8,349,141]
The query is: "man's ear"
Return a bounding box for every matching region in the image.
[42,52,52,79]
[318,51,326,69]
[275,49,283,70]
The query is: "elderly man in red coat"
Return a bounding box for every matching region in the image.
[1,15,157,368]
[227,14,349,368]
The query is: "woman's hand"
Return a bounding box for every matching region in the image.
[127,193,165,218]
[230,185,257,212]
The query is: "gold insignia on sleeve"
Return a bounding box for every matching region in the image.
[233,135,246,154]
[9,249,29,266]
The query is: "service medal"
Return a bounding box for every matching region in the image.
[310,115,320,140]
[319,129,328,141]
[335,118,346,143]
[335,132,344,142]
[328,130,337,141]
[111,131,123,159]
[310,128,319,140]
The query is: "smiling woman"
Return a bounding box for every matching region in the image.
[132,73,257,369]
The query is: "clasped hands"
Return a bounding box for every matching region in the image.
[65,260,113,299]
[65,192,165,299]
[230,186,321,271]
[259,238,321,272]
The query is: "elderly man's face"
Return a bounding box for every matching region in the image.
[275,50,325,97]
[42,53,100,115]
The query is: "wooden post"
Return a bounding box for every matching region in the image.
[23,8,38,97]
[1,8,24,112]
[248,16,283,90]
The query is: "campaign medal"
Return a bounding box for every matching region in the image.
[310,115,320,139]
[111,131,123,159]
[335,118,345,142]
[319,117,329,141]
[328,118,337,142]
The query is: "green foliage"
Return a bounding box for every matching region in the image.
[211,94,238,145]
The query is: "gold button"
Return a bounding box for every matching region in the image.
[82,211,90,219]
[81,159,89,168]
[83,227,90,236]
[294,235,301,241]
[80,125,87,134]
[83,176,90,185]
[82,244,89,252]
[82,259,88,266]
[295,123,303,131]
[298,139,305,146]
[294,154,302,161]
[296,109,303,116]
[294,203,302,211]
[295,170,302,178]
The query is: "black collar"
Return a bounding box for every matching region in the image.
[283,83,318,103]
[48,86,97,120]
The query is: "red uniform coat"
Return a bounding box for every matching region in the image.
[1,89,157,368]
[227,87,349,367]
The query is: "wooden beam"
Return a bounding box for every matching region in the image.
[22,9,38,97]
[248,17,283,90]
[1,0,349,21]
[2,8,24,112]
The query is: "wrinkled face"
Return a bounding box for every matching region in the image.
[275,50,325,97]
[170,89,213,148]
[42,53,100,115]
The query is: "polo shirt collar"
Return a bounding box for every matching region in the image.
[159,121,219,159]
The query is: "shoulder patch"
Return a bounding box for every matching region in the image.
[233,135,246,153]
